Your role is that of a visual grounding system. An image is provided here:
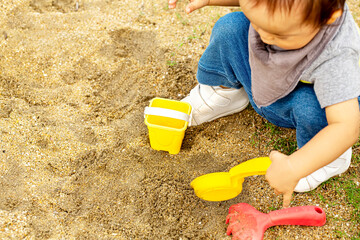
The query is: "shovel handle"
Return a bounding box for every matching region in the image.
[229,157,271,179]
[268,205,326,227]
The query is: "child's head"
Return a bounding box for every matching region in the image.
[240,0,345,49]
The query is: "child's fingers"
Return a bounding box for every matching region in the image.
[185,3,192,13]
[282,191,292,208]
[186,1,205,13]
[168,0,177,9]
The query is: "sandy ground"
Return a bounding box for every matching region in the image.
[0,0,359,239]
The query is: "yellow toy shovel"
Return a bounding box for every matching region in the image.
[190,157,271,201]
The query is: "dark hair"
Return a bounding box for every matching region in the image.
[250,0,346,27]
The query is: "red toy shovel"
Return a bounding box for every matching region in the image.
[226,203,326,240]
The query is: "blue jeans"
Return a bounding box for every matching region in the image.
[196,12,360,148]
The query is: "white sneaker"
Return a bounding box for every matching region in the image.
[294,148,352,192]
[182,84,249,126]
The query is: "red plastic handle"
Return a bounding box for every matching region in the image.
[268,205,326,227]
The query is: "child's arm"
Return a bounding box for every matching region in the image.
[169,0,239,13]
[266,98,360,208]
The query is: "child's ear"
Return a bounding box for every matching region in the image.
[326,9,343,25]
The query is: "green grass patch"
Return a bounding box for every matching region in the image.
[174,12,189,25]
[344,178,360,224]
[251,120,297,155]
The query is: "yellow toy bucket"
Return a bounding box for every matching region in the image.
[144,98,192,154]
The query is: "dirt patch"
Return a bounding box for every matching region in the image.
[0,0,359,239]
[30,0,78,13]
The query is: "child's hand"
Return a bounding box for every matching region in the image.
[168,0,209,13]
[265,151,300,208]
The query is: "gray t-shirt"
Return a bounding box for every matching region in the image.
[300,8,360,108]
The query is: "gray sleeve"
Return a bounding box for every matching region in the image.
[312,48,360,108]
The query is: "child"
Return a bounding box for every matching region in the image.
[169,0,360,208]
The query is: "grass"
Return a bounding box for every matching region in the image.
[325,174,360,239]
[344,179,360,223]
[343,154,360,224]
[175,12,189,26]
[187,25,208,40]
[166,52,178,66]
[251,120,297,155]
[166,59,177,66]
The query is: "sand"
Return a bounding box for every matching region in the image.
[0,0,359,239]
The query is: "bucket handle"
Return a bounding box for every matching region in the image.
[144,107,190,122]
